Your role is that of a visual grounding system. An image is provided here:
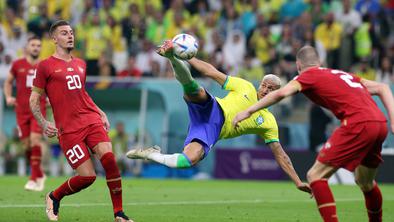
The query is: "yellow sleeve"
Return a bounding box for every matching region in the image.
[222,76,255,92]
[260,119,279,144]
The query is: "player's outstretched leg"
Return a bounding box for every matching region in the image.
[307,161,338,222]
[45,160,97,221]
[157,40,205,101]
[126,142,204,168]
[355,165,382,222]
[96,142,134,222]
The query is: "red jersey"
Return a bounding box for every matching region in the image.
[10,58,45,113]
[33,56,102,135]
[295,67,386,124]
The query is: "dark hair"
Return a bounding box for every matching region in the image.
[49,20,70,36]
[296,45,320,68]
[27,35,41,42]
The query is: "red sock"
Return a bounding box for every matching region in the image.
[30,145,43,180]
[100,152,123,214]
[52,176,96,200]
[363,183,382,222]
[310,179,338,222]
[25,149,32,179]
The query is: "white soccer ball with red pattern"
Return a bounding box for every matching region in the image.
[172,34,199,60]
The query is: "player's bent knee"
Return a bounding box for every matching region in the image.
[355,178,374,192]
[307,169,320,183]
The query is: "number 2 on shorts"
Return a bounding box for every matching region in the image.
[66,144,86,164]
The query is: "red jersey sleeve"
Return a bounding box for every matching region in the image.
[33,61,48,89]
[10,61,17,77]
[294,70,317,92]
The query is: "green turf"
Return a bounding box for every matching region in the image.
[0,176,393,222]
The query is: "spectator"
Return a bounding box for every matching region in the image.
[352,57,376,80]
[237,53,264,82]
[84,13,111,76]
[117,56,142,79]
[223,30,246,75]
[336,0,362,70]
[376,56,394,84]
[279,0,307,21]
[314,12,343,69]
[354,16,372,60]
[109,122,141,176]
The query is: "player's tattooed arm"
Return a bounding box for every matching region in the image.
[30,87,58,137]
[268,142,312,195]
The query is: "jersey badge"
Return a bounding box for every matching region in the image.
[67,67,74,72]
[255,115,264,125]
[243,94,250,101]
[55,69,62,73]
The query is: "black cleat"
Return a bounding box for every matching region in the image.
[45,192,60,221]
[114,211,134,222]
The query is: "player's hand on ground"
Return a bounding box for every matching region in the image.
[5,96,16,106]
[296,182,312,195]
[43,121,58,138]
[232,110,251,128]
[101,113,110,131]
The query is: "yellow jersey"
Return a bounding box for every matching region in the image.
[216,76,279,143]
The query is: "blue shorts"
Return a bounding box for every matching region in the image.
[184,91,224,159]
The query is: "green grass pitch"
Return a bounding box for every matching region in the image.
[0,176,393,222]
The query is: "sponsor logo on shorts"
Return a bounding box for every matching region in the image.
[255,116,264,125]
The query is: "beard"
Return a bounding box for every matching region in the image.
[66,46,74,53]
[31,53,39,59]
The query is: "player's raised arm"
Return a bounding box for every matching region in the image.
[29,87,57,137]
[268,141,311,194]
[361,79,394,133]
[233,80,302,127]
[188,58,227,86]
[3,72,16,106]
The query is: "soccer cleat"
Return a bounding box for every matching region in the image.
[126,145,161,160]
[156,40,174,58]
[35,174,47,191]
[114,211,134,222]
[45,192,60,221]
[24,180,38,191]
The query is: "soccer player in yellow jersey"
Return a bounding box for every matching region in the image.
[127,40,310,194]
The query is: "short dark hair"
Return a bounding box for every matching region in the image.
[49,20,70,36]
[27,35,41,42]
[296,46,320,69]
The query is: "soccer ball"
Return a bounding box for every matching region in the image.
[172,34,199,60]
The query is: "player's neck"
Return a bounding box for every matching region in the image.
[300,65,320,73]
[26,56,39,65]
[54,48,73,62]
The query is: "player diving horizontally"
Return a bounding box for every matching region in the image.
[127,40,311,194]
[233,46,394,222]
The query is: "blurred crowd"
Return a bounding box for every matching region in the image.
[0,0,392,84]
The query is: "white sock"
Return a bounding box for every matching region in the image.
[147,152,181,168]
[169,57,194,84]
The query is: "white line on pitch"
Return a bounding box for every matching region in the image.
[2,198,393,208]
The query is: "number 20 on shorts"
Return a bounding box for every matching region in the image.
[66,144,86,164]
